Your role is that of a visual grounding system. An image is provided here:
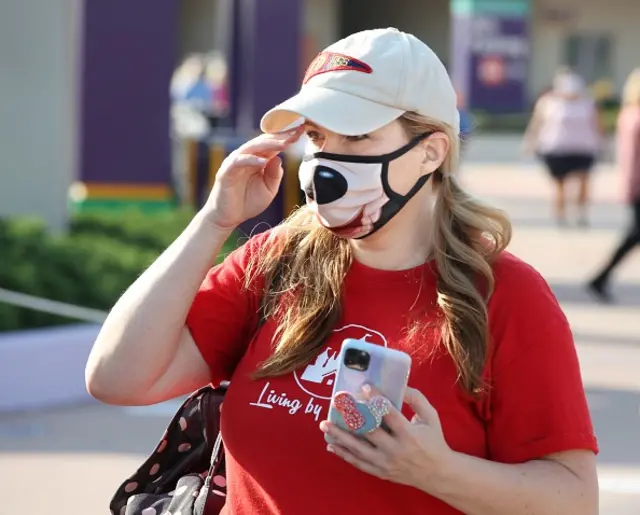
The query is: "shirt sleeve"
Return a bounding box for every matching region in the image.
[485,255,599,464]
[185,233,265,385]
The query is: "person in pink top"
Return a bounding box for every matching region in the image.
[523,69,603,227]
[589,68,640,300]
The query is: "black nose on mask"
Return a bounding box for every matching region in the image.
[305,166,348,205]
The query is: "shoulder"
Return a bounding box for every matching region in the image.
[235,227,280,251]
[211,226,303,290]
[490,251,553,301]
[532,94,556,120]
[482,253,596,463]
[487,251,571,358]
[535,93,555,110]
[221,227,283,267]
[488,251,567,333]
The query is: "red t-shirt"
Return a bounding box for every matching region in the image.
[186,232,598,514]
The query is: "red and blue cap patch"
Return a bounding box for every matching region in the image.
[303,52,372,85]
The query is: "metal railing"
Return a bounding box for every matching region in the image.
[0,287,107,324]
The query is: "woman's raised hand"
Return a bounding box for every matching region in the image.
[201,127,304,230]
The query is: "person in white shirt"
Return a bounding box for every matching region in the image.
[524,69,603,227]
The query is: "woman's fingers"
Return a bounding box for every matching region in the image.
[363,426,397,451]
[219,154,283,195]
[262,156,284,194]
[226,154,268,170]
[321,424,382,463]
[233,140,285,161]
[237,127,304,157]
[403,388,440,426]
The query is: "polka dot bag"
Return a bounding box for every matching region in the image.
[110,385,227,515]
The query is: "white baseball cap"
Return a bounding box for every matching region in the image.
[260,28,460,136]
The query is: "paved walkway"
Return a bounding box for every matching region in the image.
[1,151,639,514]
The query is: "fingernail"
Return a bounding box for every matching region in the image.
[327,445,335,453]
[362,383,371,394]
[256,157,268,164]
[319,422,330,433]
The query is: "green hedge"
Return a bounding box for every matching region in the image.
[0,209,239,332]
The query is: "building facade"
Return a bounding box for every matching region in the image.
[0,0,637,229]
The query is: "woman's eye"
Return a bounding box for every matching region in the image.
[305,130,322,142]
[345,134,369,142]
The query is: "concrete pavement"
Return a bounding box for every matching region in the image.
[1,146,639,514]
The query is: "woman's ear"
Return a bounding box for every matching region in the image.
[420,133,449,174]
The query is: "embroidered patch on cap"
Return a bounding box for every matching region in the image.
[303,52,372,85]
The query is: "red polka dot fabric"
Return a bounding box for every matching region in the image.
[110,386,227,515]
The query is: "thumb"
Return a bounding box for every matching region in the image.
[404,388,439,426]
[263,156,284,194]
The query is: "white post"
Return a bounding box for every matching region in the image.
[0,0,82,233]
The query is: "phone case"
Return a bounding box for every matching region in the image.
[325,339,411,442]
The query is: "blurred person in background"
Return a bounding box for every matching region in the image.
[204,51,231,128]
[523,68,604,227]
[171,54,212,113]
[457,89,474,155]
[170,55,211,207]
[87,29,598,515]
[171,52,230,129]
[170,53,231,206]
[588,68,640,301]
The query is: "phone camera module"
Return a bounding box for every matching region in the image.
[344,348,370,372]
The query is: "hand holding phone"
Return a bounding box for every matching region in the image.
[325,339,411,441]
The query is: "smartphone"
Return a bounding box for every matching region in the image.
[325,339,411,442]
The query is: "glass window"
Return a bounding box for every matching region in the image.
[564,33,613,84]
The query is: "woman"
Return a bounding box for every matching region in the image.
[86,29,598,514]
[589,68,640,301]
[524,69,603,227]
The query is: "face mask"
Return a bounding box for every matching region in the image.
[299,133,433,239]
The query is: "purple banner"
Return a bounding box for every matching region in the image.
[80,1,176,184]
[229,0,302,133]
[452,14,530,113]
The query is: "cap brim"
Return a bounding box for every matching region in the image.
[260,86,405,136]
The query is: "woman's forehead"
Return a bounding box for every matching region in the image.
[303,119,399,137]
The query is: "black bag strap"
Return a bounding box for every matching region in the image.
[203,384,227,480]
[211,432,224,467]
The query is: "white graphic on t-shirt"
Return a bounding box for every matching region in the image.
[293,324,387,401]
[299,348,339,385]
[249,381,325,421]
[249,381,303,414]
[248,323,387,421]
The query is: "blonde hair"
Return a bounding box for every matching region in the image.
[246,113,512,394]
[622,68,640,107]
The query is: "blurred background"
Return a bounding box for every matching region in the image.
[0,0,638,513]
